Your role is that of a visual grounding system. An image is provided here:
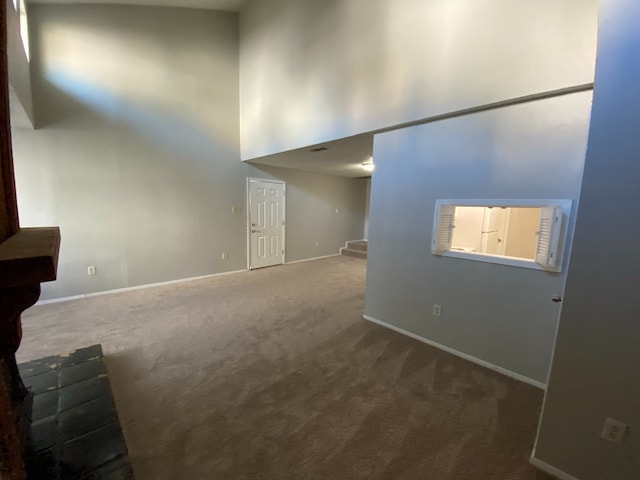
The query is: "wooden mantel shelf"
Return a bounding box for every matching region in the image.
[0,227,61,289]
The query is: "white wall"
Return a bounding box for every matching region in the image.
[533,0,640,477]
[239,0,598,160]
[504,208,540,259]
[452,207,484,252]
[365,91,592,383]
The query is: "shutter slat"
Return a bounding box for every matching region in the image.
[535,206,563,270]
[432,205,456,254]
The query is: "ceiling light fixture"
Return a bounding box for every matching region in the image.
[362,156,375,172]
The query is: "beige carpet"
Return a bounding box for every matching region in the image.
[18,256,552,480]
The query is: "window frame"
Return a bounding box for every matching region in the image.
[431,199,572,272]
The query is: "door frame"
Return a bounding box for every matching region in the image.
[246,178,286,270]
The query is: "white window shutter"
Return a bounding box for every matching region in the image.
[432,205,456,255]
[535,206,563,270]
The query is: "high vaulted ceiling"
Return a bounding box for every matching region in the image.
[27,0,247,12]
[22,0,374,178]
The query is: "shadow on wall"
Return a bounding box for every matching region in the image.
[12,4,248,299]
[43,68,238,163]
[29,3,240,161]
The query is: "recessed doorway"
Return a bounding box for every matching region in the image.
[247,178,286,269]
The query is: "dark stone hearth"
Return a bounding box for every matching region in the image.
[19,345,133,480]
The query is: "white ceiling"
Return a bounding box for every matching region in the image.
[247,134,375,178]
[28,0,247,11]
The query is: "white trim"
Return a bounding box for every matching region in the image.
[246,177,251,271]
[282,184,287,264]
[529,457,581,480]
[363,314,547,390]
[286,254,340,264]
[436,198,572,208]
[532,285,567,453]
[247,177,286,270]
[36,269,247,306]
[442,250,548,271]
[432,199,572,272]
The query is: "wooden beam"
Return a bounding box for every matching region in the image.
[0,227,61,288]
[0,0,19,242]
[0,2,60,478]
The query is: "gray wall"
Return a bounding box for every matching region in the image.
[11,4,367,300]
[533,0,640,477]
[248,165,367,262]
[363,177,370,240]
[239,0,598,159]
[365,91,592,383]
[13,5,246,300]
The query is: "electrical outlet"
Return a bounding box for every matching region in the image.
[315,242,319,248]
[432,304,442,317]
[232,207,242,214]
[601,418,628,444]
[221,252,229,260]
[87,266,96,276]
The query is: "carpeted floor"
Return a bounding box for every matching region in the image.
[18,256,552,480]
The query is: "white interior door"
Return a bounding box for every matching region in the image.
[248,179,285,269]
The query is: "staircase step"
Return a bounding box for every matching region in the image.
[341,248,367,259]
[346,240,368,252]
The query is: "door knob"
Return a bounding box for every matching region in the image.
[251,229,262,233]
[552,296,562,303]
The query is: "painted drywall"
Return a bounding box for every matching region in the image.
[365,91,592,383]
[533,0,640,477]
[504,208,540,260]
[363,177,370,240]
[12,5,246,300]
[239,0,598,160]
[451,207,484,252]
[247,164,367,262]
[7,0,34,127]
[11,4,369,300]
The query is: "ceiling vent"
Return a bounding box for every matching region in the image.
[309,147,328,152]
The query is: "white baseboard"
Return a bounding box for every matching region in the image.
[363,314,546,390]
[286,254,340,264]
[529,457,581,480]
[36,269,247,306]
[343,238,367,245]
[38,253,347,306]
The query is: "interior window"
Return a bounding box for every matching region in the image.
[451,206,541,260]
[431,200,571,272]
[18,0,29,61]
